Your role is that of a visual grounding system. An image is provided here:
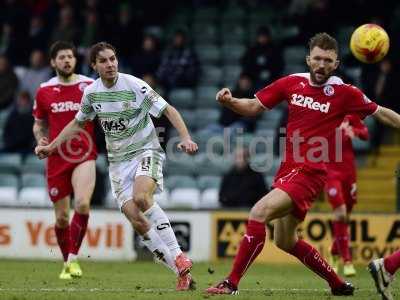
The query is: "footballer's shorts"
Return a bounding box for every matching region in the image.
[325,178,357,213]
[47,153,97,202]
[272,163,327,221]
[108,149,165,210]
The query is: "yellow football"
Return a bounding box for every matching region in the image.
[350,24,389,63]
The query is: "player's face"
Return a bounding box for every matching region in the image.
[51,49,76,78]
[92,49,118,82]
[306,46,339,85]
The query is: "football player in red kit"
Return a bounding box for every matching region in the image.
[32,41,97,279]
[206,33,400,296]
[326,115,369,277]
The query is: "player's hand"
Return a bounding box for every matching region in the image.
[177,138,198,154]
[216,88,232,105]
[35,144,55,160]
[38,137,49,146]
[340,121,355,139]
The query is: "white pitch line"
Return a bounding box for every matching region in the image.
[0,287,378,293]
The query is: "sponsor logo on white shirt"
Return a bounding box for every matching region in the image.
[291,94,331,113]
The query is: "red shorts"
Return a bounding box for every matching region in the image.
[272,163,327,221]
[46,153,97,202]
[325,178,357,212]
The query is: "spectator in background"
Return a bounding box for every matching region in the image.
[157,29,199,92]
[3,91,34,154]
[241,26,283,89]
[28,16,49,52]
[219,73,259,133]
[0,55,18,110]
[0,23,25,65]
[79,10,102,52]
[20,49,52,100]
[131,35,161,79]
[50,6,78,45]
[219,147,268,208]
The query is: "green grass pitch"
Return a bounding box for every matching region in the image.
[0,259,398,299]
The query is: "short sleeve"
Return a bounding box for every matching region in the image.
[255,76,288,109]
[345,86,378,119]
[75,88,96,122]
[139,81,168,118]
[32,89,47,120]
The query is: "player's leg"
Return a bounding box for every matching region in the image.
[368,250,399,300]
[68,160,96,277]
[274,214,353,295]
[206,188,293,295]
[122,176,177,275]
[53,196,72,279]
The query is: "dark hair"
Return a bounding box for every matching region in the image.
[49,41,77,59]
[309,32,338,53]
[89,42,117,64]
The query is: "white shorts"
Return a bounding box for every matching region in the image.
[108,150,165,209]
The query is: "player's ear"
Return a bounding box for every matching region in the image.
[306,55,311,67]
[50,59,56,68]
[334,59,340,69]
[91,62,97,71]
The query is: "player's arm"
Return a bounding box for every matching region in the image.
[35,119,86,159]
[33,119,49,146]
[373,106,400,129]
[216,88,265,117]
[163,104,198,154]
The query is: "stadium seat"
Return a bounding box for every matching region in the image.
[178,109,197,131]
[194,153,232,176]
[165,175,197,190]
[195,86,219,108]
[194,130,225,155]
[283,64,305,75]
[154,189,170,209]
[0,153,22,175]
[169,88,195,109]
[220,23,247,44]
[195,45,221,65]
[352,139,372,153]
[169,188,200,209]
[193,7,218,22]
[200,188,220,208]
[164,154,196,176]
[250,153,276,175]
[0,174,19,206]
[21,173,46,187]
[199,66,223,85]
[222,65,242,88]
[96,154,109,174]
[197,175,222,191]
[221,6,246,23]
[22,154,45,174]
[264,175,275,188]
[192,23,219,44]
[283,46,307,66]
[221,44,246,64]
[18,187,49,207]
[195,109,220,129]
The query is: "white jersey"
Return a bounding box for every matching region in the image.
[75,72,168,162]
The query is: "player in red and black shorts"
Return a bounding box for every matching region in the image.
[325,115,369,277]
[206,33,400,296]
[32,41,97,279]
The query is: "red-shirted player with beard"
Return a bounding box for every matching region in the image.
[206,32,400,296]
[32,41,97,280]
[326,115,369,278]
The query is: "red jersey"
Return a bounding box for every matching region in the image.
[33,75,97,172]
[255,73,378,171]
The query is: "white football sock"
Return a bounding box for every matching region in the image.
[144,203,182,259]
[140,227,178,274]
[67,253,77,263]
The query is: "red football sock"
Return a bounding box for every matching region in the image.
[384,250,400,275]
[55,225,70,262]
[289,239,344,289]
[228,220,266,287]
[332,221,352,262]
[70,212,89,255]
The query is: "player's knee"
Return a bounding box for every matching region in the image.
[275,238,296,253]
[335,213,347,222]
[75,200,90,214]
[133,192,151,211]
[56,211,69,228]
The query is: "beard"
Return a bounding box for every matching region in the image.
[56,67,74,79]
[309,68,332,85]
